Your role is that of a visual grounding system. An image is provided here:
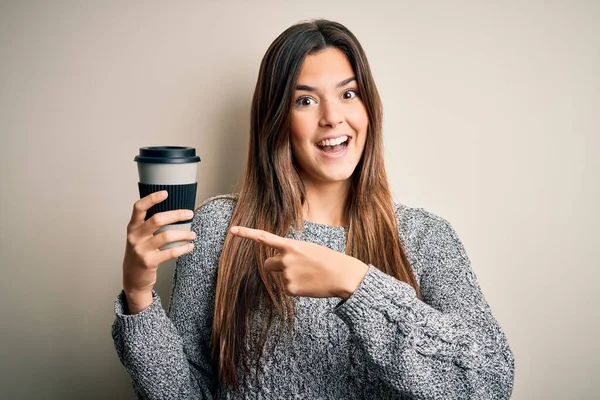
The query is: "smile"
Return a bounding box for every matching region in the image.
[315,136,351,158]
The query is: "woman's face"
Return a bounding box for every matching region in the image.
[290,47,368,187]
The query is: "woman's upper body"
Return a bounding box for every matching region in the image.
[115,19,515,399]
[113,194,515,399]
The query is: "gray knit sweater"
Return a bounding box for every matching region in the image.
[112,195,515,399]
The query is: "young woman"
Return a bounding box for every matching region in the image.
[113,19,515,399]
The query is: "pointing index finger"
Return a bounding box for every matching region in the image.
[230,226,287,251]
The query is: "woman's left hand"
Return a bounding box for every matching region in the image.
[230,226,369,299]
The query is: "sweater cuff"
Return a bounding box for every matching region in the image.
[113,290,167,334]
[333,265,417,326]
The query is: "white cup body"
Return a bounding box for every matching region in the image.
[137,162,198,185]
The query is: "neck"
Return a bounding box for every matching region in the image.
[301,177,351,227]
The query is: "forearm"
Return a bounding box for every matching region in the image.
[123,289,154,314]
[112,291,212,399]
[334,266,514,399]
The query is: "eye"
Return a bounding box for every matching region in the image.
[342,89,359,100]
[295,96,316,107]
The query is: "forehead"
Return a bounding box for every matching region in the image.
[297,47,355,83]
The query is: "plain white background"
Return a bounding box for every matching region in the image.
[1,1,598,399]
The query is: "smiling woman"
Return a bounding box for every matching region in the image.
[111,19,515,399]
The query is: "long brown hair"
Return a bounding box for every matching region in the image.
[211,19,421,390]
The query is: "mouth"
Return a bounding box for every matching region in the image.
[315,135,351,156]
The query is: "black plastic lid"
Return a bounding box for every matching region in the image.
[134,146,201,164]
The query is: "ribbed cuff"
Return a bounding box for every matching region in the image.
[113,290,167,334]
[333,265,416,326]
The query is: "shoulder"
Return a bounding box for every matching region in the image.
[194,193,238,220]
[191,193,239,241]
[392,202,462,261]
[393,202,453,237]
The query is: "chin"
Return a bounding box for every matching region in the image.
[318,167,357,183]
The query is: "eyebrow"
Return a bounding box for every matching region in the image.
[296,76,357,92]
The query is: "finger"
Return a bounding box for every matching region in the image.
[152,242,195,265]
[146,228,197,250]
[141,209,195,236]
[129,191,168,230]
[264,255,284,272]
[230,226,287,251]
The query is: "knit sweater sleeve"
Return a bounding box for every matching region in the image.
[111,197,234,399]
[333,210,515,399]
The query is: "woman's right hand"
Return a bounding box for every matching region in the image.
[122,190,197,314]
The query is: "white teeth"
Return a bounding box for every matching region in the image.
[317,135,348,147]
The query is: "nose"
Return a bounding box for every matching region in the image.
[318,99,343,128]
